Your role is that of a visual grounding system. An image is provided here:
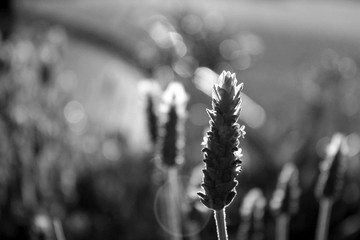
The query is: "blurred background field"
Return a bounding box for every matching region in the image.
[1,0,360,240]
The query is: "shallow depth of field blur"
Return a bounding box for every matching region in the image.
[1,0,360,240]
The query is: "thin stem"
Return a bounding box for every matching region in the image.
[316,198,333,240]
[276,214,289,240]
[166,168,181,240]
[215,209,228,240]
[53,218,66,240]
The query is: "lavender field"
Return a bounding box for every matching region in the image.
[1,1,360,240]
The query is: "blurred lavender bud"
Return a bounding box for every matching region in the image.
[46,26,68,58]
[156,81,189,167]
[270,163,300,216]
[198,71,245,211]
[39,42,58,86]
[138,80,162,145]
[0,48,8,73]
[146,96,158,145]
[316,133,348,200]
[31,125,43,157]
[241,188,266,220]
[39,62,52,86]
[238,188,266,240]
[32,213,53,240]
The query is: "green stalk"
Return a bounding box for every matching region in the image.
[276,214,289,240]
[215,209,228,240]
[315,198,333,240]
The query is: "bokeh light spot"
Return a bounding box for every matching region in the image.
[219,39,239,60]
[316,136,331,159]
[64,100,87,133]
[102,139,122,161]
[64,101,85,124]
[346,133,360,157]
[181,14,203,35]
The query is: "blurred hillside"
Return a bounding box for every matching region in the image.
[19,0,360,116]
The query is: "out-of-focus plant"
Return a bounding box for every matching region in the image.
[237,188,266,240]
[155,81,189,240]
[138,79,162,147]
[0,26,74,240]
[315,133,348,240]
[270,163,300,240]
[0,0,15,41]
[198,71,245,240]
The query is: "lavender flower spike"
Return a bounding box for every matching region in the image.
[270,163,300,216]
[157,81,189,168]
[316,133,348,200]
[198,71,245,211]
[138,79,162,145]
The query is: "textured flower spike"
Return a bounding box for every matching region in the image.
[315,133,347,200]
[198,71,245,211]
[157,81,189,168]
[270,163,300,216]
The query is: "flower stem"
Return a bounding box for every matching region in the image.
[53,218,66,240]
[167,168,181,240]
[276,214,289,240]
[316,198,333,240]
[215,209,228,240]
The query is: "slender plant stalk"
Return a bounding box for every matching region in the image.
[215,209,228,240]
[276,214,289,240]
[53,218,66,240]
[315,198,333,240]
[166,168,181,240]
[185,221,201,240]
